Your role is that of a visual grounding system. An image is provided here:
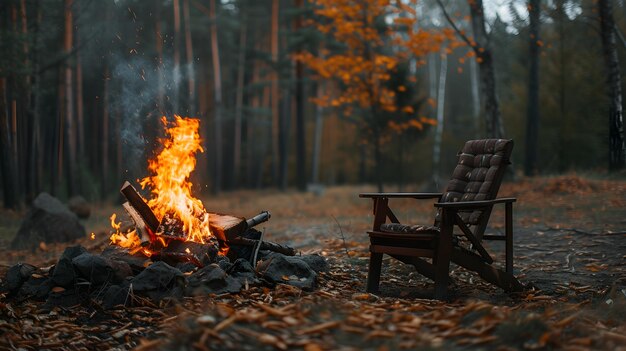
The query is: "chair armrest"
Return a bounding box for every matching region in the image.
[359,192,443,199]
[434,197,517,209]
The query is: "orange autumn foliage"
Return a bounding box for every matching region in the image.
[296,0,462,134]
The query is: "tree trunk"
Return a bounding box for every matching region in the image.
[102,67,110,199]
[233,3,247,188]
[311,81,324,184]
[155,2,165,114]
[373,129,383,192]
[75,3,84,163]
[524,0,541,176]
[432,50,447,189]
[247,61,260,187]
[294,0,306,191]
[428,53,437,109]
[209,0,223,193]
[28,2,43,199]
[469,51,480,137]
[599,0,626,171]
[270,0,280,186]
[172,0,182,113]
[0,78,18,209]
[468,0,505,138]
[182,0,195,114]
[19,0,34,202]
[63,0,77,196]
[279,85,291,190]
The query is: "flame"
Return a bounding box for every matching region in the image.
[109,116,215,255]
[109,213,143,254]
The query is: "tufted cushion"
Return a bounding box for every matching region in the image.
[380,223,440,234]
[436,139,513,225]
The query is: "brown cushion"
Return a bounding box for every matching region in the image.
[436,139,513,225]
[380,223,440,234]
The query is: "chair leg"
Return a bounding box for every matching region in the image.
[367,252,383,293]
[434,210,453,299]
[505,202,513,274]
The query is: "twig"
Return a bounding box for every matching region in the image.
[124,283,133,307]
[251,228,265,268]
[331,215,351,259]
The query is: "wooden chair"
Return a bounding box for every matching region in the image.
[360,139,524,299]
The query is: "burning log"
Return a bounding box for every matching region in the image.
[114,181,295,268]
[120,181,159,233]
[121,202,152,246]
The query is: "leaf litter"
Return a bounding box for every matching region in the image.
[0,175,625,350]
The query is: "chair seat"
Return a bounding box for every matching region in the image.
[380,223,440,234]
[368,228,438,250]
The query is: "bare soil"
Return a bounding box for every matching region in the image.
[1,174,625,350]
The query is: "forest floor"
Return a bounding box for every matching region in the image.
[1,174,625,350]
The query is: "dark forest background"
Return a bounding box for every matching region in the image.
[0,0,625,209]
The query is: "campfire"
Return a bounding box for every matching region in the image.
[109,116,293,267]
[2,115,325,310]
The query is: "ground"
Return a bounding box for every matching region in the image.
[0,174,625,350]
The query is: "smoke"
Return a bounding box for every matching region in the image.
[109,53,193,178]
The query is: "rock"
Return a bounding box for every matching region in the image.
[300,254,329,273]
[101,246,150,274]
[226,258,259,284]
[68,196,91,219]
[72,253,131,285]
[3,263,36,293]
[44,288,83,309]
[51,257,76,288]
[131,262,185,301]
[215,255,232,271]
[50,246,87,288]
[176,262,198,273]
[60,245,88,261]
[186,264,242,295]
[18,276,51,300]
[11,193,86,250]
[258,253,317,291]
[101,284,130,309]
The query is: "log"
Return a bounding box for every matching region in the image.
[157,239,219,268]
[120,181,160,233]
[229,237,296,256]
[209,210,271,243]
[209,213,246,243]
[122,202,152,246]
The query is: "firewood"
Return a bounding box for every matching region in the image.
[229,237,296,256]
[120,181,160,233]
[121,202,152,246]
[209,211,271,243]
[208,213,247,243]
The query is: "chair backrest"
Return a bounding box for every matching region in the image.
[435,139,514,226]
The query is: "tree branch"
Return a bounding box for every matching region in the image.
[435,0,475,49]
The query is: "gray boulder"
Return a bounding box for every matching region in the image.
[11,193,86,250]
[68,196,91,219]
